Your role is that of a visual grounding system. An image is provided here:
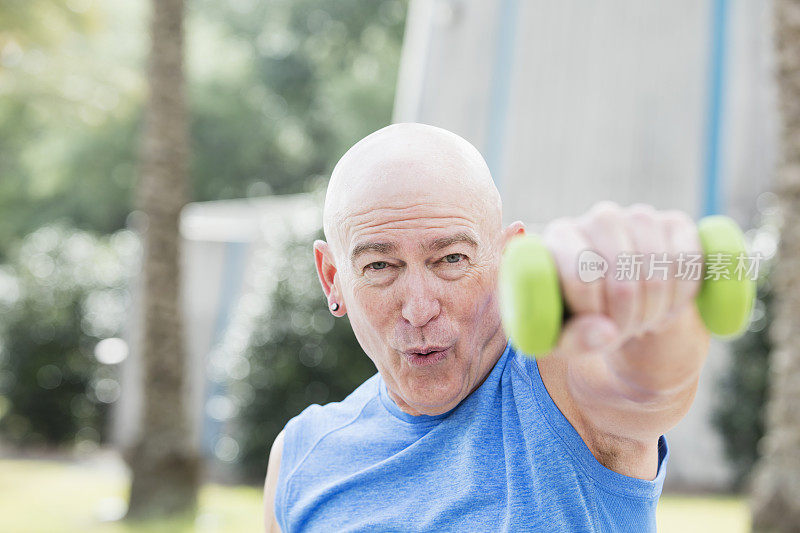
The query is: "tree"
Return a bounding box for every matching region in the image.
[125,0,199,519]
[750,0,800,530]
[0,1,407,261]
[0,0,103,261]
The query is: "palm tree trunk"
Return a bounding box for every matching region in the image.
[126,0,199,519]
[750,0,800,531]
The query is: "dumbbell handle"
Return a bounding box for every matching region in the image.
[499,215,756,356]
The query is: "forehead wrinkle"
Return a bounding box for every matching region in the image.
[323,123,503,263]
[347,212,480,246]
[348,202,478,228]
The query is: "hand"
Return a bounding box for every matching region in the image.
[538,201,712,468]
[542,201,707,360]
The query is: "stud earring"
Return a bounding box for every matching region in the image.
[330,302,339,312]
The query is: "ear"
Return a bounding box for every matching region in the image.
[313,240,346,316]
[501,220,526,250]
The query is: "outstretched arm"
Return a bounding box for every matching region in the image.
[538,202,711,479]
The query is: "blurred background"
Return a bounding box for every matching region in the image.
[1,0,798,531]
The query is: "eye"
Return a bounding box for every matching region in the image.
[367,261,389,271]
[443,253,464,264]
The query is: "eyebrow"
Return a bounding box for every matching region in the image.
[424,232,479,252]
[350,241,397,264]
[349,231,479,265]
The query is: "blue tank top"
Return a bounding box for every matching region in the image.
[276,341,668,532]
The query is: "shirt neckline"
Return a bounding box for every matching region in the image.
[378,378,453,424]
[377,340,514,424]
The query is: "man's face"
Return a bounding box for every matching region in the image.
[316,127,521,416]
[340,194,505,416]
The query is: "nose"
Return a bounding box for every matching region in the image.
[400,270,442,328]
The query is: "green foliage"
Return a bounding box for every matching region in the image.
[711,209,779,491]
[0,0,94,47]
[713,278,772,490]
[0,0,406,463]
[187,0,407,200]
[0,226,136,447]
[231,230,376,482]
[0,0,407,260]
[0,0,142,260]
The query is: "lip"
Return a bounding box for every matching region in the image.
[402,345,453,367]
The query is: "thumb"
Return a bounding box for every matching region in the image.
[554,314,620,359]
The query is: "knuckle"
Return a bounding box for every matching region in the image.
[661,210,698,251]
[673,225,701,253]
[626,204,658,227]
[660,209,694,229]
[584,202,621,227]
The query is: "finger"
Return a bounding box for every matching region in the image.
[554,313,621,359]
[577,202,643,337]
[625,204,672,332]
[661,210,703,316]
[542,218,605,316]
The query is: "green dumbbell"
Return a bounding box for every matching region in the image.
[499,215,757,356]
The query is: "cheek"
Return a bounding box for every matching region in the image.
[346,284,396,341]
[449,266,501,325]
[350,281,391,316]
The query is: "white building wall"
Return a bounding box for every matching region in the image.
[113,194,319,462]
[394,0,778,490]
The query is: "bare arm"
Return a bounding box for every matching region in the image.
[539,305,709,479]
[263,430,285,533]
[538,203,711,479]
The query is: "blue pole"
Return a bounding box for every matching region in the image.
[703,0,729,216]
[202,240,248,457]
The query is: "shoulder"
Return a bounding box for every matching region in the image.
[279,373,381,477]
[271,373,382,528]
[263,430,285,533]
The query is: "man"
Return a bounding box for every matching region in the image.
[263,123,709,532]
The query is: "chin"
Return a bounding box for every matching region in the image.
[415,399,461,416]
[403,375,467,415]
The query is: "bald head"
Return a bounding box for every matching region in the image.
[323,123,502,260]
[315,123,517,417]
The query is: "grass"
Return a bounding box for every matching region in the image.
[0,458,261,532]
[658,494,750,533]
[0,458,750,532]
